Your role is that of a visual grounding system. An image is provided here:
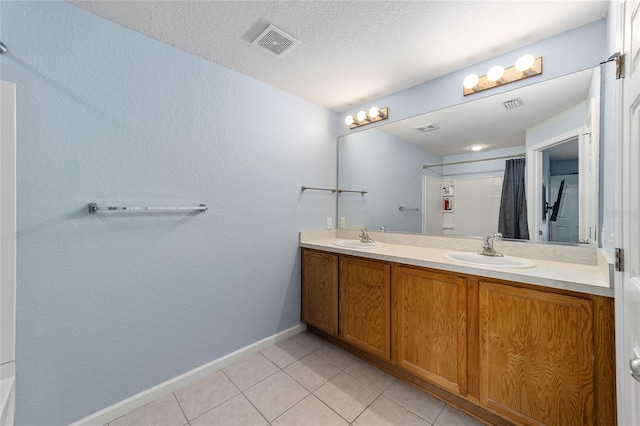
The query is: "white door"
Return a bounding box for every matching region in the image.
[549,174,579,243]
[617,1,640,424]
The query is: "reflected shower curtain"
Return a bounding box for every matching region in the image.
[498,158,529,239]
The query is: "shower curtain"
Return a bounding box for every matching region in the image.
[498,158,529,239]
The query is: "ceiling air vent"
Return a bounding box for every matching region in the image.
[415,123,439,132]
[252,24,300,57]
[503,97,524,110]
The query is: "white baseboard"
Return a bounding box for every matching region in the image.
[71,323,306,426]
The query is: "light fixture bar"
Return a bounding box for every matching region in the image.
[463,57,542,96]
[346,107,388,129]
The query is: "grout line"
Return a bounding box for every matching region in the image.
[432,403,447,425]
[171,392,190,425]
[240,390,271,426]
[222,372,270,425]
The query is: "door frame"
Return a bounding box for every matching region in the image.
[526,128,589,241]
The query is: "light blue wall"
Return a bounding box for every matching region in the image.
[525,102,587,147]
[339,19,606,134]
[550,159,579,176]
[0,2,337,424]
[441,146,526,179]
[338,129,441,233]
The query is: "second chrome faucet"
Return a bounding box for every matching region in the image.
[359,228,374,243]
[479,233,503,257]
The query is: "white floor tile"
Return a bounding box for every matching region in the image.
[261,337,311,368]
[383,379,445,423]
[244,370,309,421]
[314,344,358,369]
[190,394,267,426]
[109,394,186,426]
[271,395,348,426]
[222,352,279,391]
[313,371,379,423]
[173,370,239,420]
[108,332,485,426]
[284,353,341,391]
[290,331,329,351]
[344,358,395,392]
[434,404,484,426]
[353,395,431,426]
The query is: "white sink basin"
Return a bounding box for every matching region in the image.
[334,240,385,249]
[442,251,535,269]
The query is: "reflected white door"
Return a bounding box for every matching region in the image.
[549,174,579,243]
[617,1,640,424]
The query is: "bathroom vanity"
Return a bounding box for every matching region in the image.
[300,230,615,426]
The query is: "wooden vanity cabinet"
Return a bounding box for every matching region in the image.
[339,256,392,360]
[478,281,599,426]
[301,249,339,336]
[300,249,615,425]
[394,266,468,396]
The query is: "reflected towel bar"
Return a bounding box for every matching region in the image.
[88,203,207,214]
[301,186,338,193]
[301,186,367,195]
[398,206,419,211]
[338,189,368,195]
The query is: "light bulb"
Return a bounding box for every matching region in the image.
[369,107,379,118]
[469,145,485,151]
[487,65,505,82]
[345,115,354,126]
[463,74,479,89]
[356,111,367,122]
[515,55,535,72]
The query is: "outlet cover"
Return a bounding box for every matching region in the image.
[326,218,332,229]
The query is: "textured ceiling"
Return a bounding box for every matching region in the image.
[70,1,608,112]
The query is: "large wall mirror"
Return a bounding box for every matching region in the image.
[338,66,605,245]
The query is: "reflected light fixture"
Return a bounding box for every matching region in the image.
[487,65,505,82]
[515,54,535,73]
[463,55,542,96]
[468,145,485,152]
[344,106,388,129]
[463,74,479,90]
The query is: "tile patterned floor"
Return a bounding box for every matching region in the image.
[109,331,484,426]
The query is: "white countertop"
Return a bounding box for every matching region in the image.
[301,237,613,298]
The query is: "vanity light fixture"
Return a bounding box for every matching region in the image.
[487,65,505,82]
[345,107,388,129]
[463,74,479,90]
[463,55,542,96]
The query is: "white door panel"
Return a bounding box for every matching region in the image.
[617,1,640,424]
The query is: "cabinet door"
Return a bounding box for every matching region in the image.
[340,257,391,360]
[479,281,594,426]
[301,249,339,336]
[395,267,467,395]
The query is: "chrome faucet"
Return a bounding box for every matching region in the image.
[479,235,503,257]
[359,228,374,243]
